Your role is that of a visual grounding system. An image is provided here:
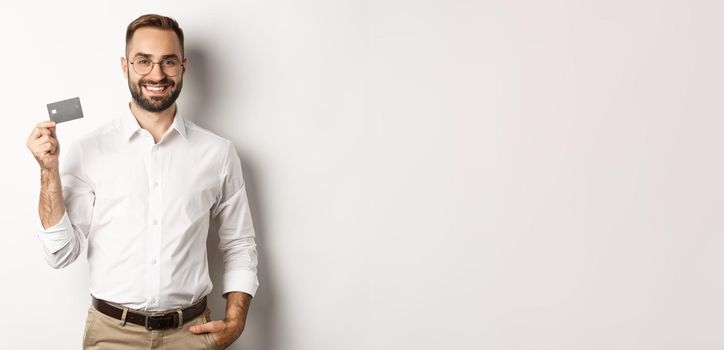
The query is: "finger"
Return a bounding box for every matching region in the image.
[38,143,54,155]
[31,141,57,154]
[31,135,53,150]
[32,121,55,137]
[28,125,53,142]
[34,145,52,159]
[28,127,44,141]
[36,121,56,128]
[189,320,224,334]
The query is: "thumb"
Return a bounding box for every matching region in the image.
[189,320,222,334]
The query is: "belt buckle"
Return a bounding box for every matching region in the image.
[145,314,171,330]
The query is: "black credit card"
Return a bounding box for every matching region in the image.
[47,97,83,123]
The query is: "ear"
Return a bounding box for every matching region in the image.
[182,57,188,74]
[120,57,128,79]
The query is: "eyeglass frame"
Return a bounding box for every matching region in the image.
[126,56,186,77]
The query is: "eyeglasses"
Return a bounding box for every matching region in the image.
[128,57,184,76]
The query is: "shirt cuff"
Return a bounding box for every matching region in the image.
[223,269,259,297]
[36,211,73,254]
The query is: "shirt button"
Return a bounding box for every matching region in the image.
[151,259,157,265]
[153,219,159,225]
[150,298,157,304]
[153,181,159,188]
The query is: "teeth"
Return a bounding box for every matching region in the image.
[145,85,166,91]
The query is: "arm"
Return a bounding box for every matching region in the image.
[190,141,258,349]
[40,167,66,228]
[224,291,252,329]
[28,121,65,228]
[190,292,252,349]
[28,121,94,268]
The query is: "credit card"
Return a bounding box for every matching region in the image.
[47,97,83,123]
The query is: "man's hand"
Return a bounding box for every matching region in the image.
[189,292,252,350]
[28,120,65,229]
[27,121,59,170]
[189,317,243,350]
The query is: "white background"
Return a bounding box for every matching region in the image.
[1,0,723,349]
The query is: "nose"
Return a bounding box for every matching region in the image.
[146,62,166,80]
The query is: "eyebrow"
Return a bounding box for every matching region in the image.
[132,52,181,60]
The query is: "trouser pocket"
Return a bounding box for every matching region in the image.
[82,307,96,349]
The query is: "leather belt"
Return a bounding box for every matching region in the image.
[91,296,207,330]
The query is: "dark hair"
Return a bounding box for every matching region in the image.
[126,14,184,56]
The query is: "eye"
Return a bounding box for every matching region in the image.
[162,59,179,67]
[136,59,151,65]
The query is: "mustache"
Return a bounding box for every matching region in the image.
[138,78,175,87]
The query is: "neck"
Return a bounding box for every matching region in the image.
[129,101,176,143]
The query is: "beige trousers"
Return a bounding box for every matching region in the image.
[82,305,218,349]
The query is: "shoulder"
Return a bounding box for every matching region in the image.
[182,120,241,174]
[70,117,126,152]
[184,119,235,152]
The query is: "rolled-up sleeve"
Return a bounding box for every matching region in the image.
[36,141,95,269]
[211,141,259,297]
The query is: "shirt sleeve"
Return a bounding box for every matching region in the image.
[35,141,95,269]
[210,141,259,297]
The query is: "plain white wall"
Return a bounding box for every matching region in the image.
[2,0,723,349]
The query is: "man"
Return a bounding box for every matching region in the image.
[25,14,258,350]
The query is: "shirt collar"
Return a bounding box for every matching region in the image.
[123,103,188,143]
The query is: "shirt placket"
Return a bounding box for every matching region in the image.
[144,134,163,310]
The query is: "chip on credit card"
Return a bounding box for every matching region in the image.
[47,97,83,123]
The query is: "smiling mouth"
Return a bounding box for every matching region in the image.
[143,84,170,95]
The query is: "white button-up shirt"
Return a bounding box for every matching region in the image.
[36,106,259,311]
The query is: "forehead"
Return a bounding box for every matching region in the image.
[127,27,182,57]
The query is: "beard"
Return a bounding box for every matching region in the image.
[129,76,183,113]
